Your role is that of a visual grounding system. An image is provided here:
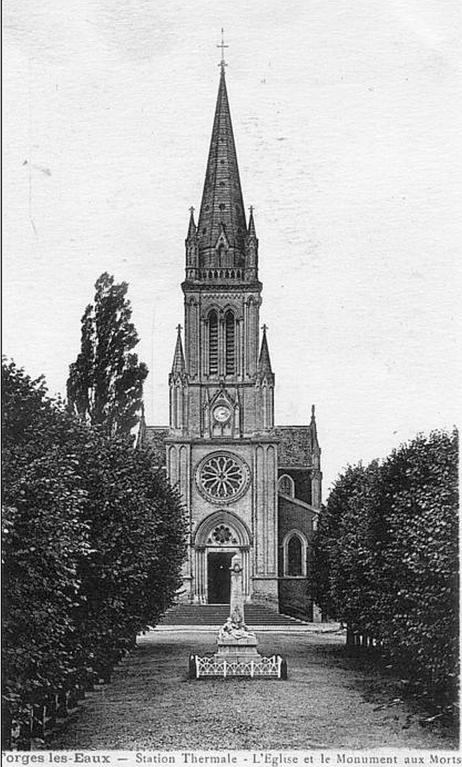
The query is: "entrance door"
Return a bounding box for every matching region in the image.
[207,552,233,604]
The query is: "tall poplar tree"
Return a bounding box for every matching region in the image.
[67,272,148,436]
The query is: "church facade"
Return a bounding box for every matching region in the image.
[140,61,322,619]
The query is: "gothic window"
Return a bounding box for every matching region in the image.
[278,474,295,497]
[208,311,218,375]
[201,455,244,499]
[195,452,250,504]
[288,536,302,576]
[283,530,307,577]
[206,525,238,545]
[225,310,235,375]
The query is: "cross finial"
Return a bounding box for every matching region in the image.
[249,205,254,214]
[189,206,195,214]
[217,28,229,69]
[261,324,268,333]
[176,324,182,334]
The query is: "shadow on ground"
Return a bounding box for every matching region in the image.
[47,630,458,750]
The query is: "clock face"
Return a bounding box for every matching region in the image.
[213,405,231,423]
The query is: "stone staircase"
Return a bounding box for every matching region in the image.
[157,603,309,629]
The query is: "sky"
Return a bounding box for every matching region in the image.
[3,0,461,491]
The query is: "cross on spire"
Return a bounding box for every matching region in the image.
[217,28,229,69]
[177,324,182,334]
[261,324,268,333]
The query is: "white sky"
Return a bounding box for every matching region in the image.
[3,0,461,491]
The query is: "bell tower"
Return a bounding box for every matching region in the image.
[165,54,278,606]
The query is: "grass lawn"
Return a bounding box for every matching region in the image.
[47,630,457,750]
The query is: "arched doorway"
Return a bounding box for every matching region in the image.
[193,510,251,604]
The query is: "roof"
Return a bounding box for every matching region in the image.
[142,426,168,466]
[273,426,313,467]
[140,424,315,468]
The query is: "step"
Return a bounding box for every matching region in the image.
[158,603,308,627]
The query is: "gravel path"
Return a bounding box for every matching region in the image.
[48,629,456,750]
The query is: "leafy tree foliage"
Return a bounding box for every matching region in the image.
[2,360,185,743]
[311,430,458,699]
[67,273,148,436]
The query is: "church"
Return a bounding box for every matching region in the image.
[139,55,322,620]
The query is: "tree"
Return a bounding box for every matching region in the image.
[67,273,148,436]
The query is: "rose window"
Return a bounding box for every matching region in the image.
[208,525,237,545]
[196,452,250,504]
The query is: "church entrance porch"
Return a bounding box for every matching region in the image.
[207,552,233,603]
[192,510,252,604]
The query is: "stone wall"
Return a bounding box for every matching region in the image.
[278,494,316,621]
[278,578,313,621]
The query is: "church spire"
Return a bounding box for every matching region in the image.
[170,325,186,376]
[196,60,247,264]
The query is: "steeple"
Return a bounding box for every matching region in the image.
[196,65,247,265]
[170,325,186,377]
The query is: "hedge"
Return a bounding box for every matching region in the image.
[311,429,458,702]
[2,360,186,748]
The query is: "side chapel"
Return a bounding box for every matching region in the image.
[139,55,322,620]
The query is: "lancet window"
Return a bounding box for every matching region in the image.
[287,536,302,576]
[283,530,307,577]
[225,310,235,375]
[208,311,218,375]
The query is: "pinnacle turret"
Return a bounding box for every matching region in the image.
[258,325,273,378]
[248,206,257,238]
[310,404,320,451]
[170,325,186,378]
[186,207,197,240]
[245,205,259,278]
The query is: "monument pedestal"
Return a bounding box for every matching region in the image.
[189,553,287,679]
[215,637,259,663]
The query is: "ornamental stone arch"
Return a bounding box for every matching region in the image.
[194,509,251,548]
[193,510,252,604]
